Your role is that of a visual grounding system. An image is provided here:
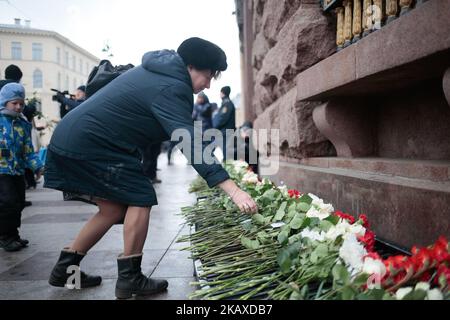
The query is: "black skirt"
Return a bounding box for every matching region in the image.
[43,149,157,207]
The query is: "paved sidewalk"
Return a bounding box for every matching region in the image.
[0,152,198,300]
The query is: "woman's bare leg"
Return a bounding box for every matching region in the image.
[69,199,127,253]
[123,207,151,256]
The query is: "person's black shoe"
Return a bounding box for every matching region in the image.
[24,201,32,207]
[115,253,168,299]
[49,248,102,288]
[12,235,29,247]
[0,237,23,252]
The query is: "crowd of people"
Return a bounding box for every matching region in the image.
[0,37,259,299]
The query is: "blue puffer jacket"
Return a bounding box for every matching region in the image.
[0,112,43,176]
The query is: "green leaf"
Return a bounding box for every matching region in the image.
[319,220,334,232]
[252,214,266,225]
[288,234,301,244]
[310,244,328,263]
[403,289,428,300]
[297,202,311,213]
[289,290,303,300]
[273,201,288,221]
[357,289,386,300]
[290,213,305,230]
[325,215,340,225]
[352,273,370,287]
[277,248,292,273]
[288,202,297,213]
[298,194,313,205]
[240,236,260,250]
[277,230,289,245]
[257,231,271,244]
[332,264,350,285]
[341,287,357,300]
[262,189,277,201]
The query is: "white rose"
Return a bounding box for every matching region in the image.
[306,207,331,220]
[347,224,366,237]
[395,287,413,300]
[415,282,430,292]
[362,257,386,278]
[278,185,289,198]
[233,160,249,171]
[427,288,444,300]
[339,234,367,272]
[242,171,259,184]
[300,228,326,242]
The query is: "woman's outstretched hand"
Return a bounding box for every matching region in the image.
[218,179,258,214]
[230,188,258,214]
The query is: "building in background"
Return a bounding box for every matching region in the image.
[0,18,99,144]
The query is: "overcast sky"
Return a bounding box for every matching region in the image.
[0,0,242,104]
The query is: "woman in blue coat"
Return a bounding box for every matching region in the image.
[44,37,258,299]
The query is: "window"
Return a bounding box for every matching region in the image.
[72,55,76,70]
[65,76,69,90]
[73,78,77,91]
[86,62,89,75]
[57,72,61,90]
[32,43,43,61]
[33,69,43,88]
[56,47,61,64]
[0,41,2,59]
[64,51,69,67]
[11,42,22,60]
[79,58,83,74]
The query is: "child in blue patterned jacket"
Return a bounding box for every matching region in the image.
[0,83,43,252]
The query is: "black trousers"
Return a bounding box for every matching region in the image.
[24,168,36,189]
[142,143,162,179]
[0,175,25,237]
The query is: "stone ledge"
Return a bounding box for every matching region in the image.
[296,0,450,101]
[262,158,450,193]
[274,156,450,183]
[261,159,450,248]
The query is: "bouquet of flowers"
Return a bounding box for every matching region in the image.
[178,160,449,300]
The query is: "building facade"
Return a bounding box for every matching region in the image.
[236,0,450,249]
[0,18,100,145]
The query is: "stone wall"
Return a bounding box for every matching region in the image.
[251,0,337,159]
[238,0,450,248]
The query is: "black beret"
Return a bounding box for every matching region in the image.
[177,37,227,72]
[5,64,23,82]
[221,86,231,97]
[77,85,86,92]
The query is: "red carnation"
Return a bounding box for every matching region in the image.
[435,264,450,287]
[358,214,370,229]
[288,189,301,198]
[334,211,356,224]
[358,230,376,253]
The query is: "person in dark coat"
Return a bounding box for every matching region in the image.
[213,86,236,160]
[44,37,258,298]
[234,121,259,174]
[192,91,213,131]
[142,142,162,183]
[0,65,23,90]
[56,85,87,118]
